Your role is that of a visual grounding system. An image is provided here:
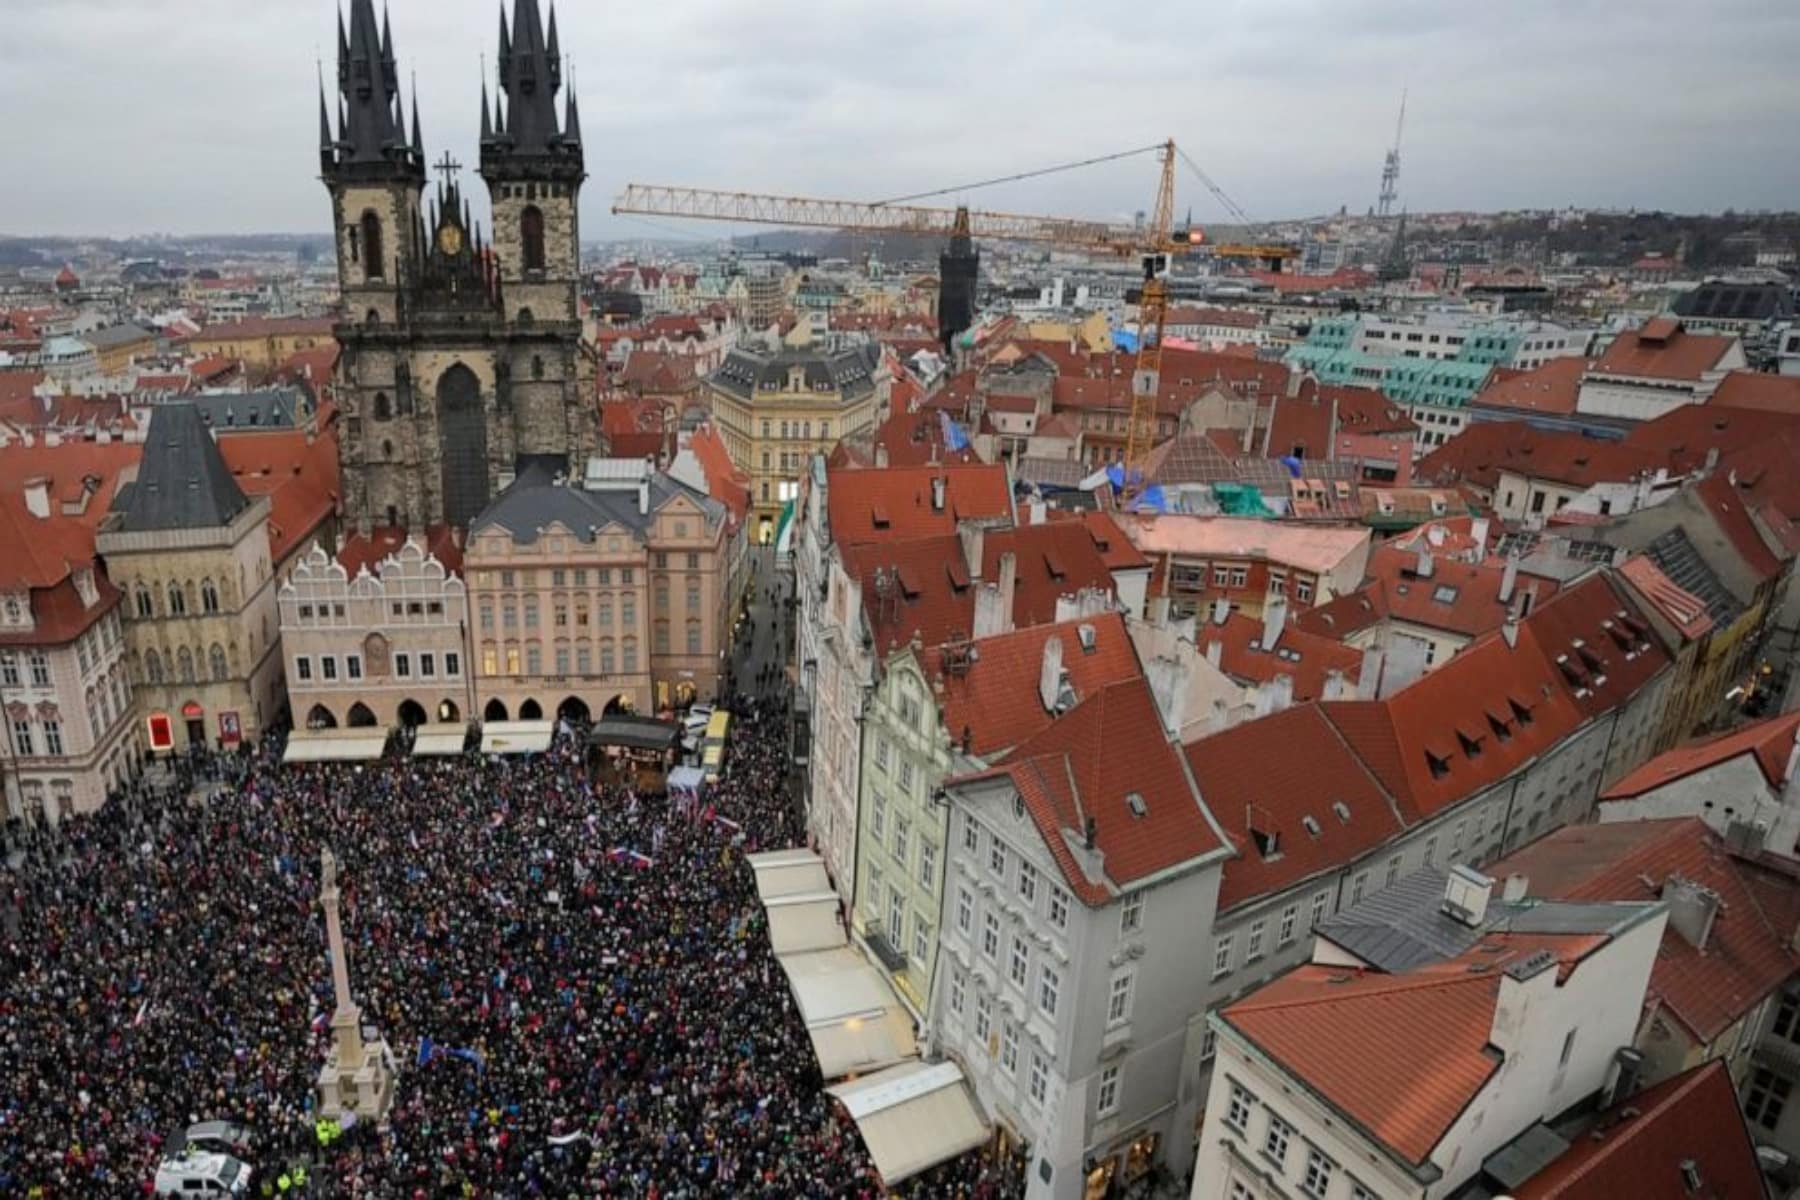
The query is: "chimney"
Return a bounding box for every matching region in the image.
[931,475,947,512]
[874,442,889,469]
[1322,668,1352,701]
[1262,595,1288,651]
[1502,873,1530,902]
[1442,864,1495,927]
[1039,634,1068,714]
[1520,581,1539,618]
[1501,612,1519,648]
[1147,653,1188,739]
[1662,876,1720,951]
[1471,516,1491,554]
[1205,639,1223,668]
[1083,814,1098,850]
[1703,446,1720,474]
[1416,546,1435,579]
[1499,555,1519,605]
[997,551,1017,633]
[1028,496,1047,526]
[958,522,985,582]
[1211,596,1230,626]
[22,477,50,519]
[1357,644,1385,699]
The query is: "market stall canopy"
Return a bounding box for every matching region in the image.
[776,946,917,1080]
[283,728,388,763]
[764,891,844,956]
[827,1061,989,1187]
[667,765,706,795]
[412,728,469,757]
[479,720,555,755]
[587,714,681,752]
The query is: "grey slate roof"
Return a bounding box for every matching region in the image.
[190,388,303,430]
[1644,526,1743,627]
[1317,866,1652,973]
[1671,280,1793,323]
[471,460,724,545]
[109,403,251,532]
[708,341,882,403]
[80,323,153,351]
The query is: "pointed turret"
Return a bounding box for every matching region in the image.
[939,205,980,355]
[480,78,493,142]
[564,85,581,147]
[410,85,423,157]
[482,0,580,175]
[326,0,419,180]
[317,69,336,174]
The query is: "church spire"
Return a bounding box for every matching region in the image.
[327,0,419,179]
[564,80,581,147]
[410,75,424,156]
[481,0,582,178]
[480,77,493,142]
[317,65,335,173]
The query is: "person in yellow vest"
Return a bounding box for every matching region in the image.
[292,1164,308,1191]
[277,1169,292,1192]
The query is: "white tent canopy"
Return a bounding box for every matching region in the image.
[745,848,834,903]
[412,728,468,757]
[283,728,388,764]
[777,946,917,1080]
[763,891,845,956]
[827,1061,989,1187]
[480,720,555,755]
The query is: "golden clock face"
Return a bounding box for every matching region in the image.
[437,223,464,256]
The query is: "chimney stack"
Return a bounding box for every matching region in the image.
[1471,516,1491,556]
[1357,644,1385,699]
[1262,595,1288,651]
[1442,865,1495,927]
[1416,546,1435,579]
[958,522,986,582]
[874,443,889,469]
[997,551,1017,633]
[931,475,947,512]
[1211,596,1230,626]
[22,477,50,519]
[1039,633,1068,714]
[1662,876,1720,951]
[1499,555,1519,605]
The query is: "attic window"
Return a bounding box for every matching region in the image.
[1576,644,1606,674]
[1077,624,1098,653]
[1249,826,1279,858]
[1044,551,1066,580]
[946,559,970,590]
[1487,712,1513,743]
[1510,696,1535,726]
[1331,800,1351,823]
[1126,792,1148,818]
[1302,815,1321,837]
[871,503,890,529]
[1557,656,1589,687]
[1426,749,1452,779]
[1456,728,1484,759]
[1432,585,1459,605]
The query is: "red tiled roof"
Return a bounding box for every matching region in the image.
[0,371,45,411]
[1329,384,1418,434]
[1295,546,1560,642]
[193,316,334,341]
[1077,512,1148,571]
[218,427,340,563]
[1603,711,1800,800]
[1491,818,1800,1042]
[974,677,1227,904]
[1694,472,1785,582]
[1416,421,1662,492]
[1509,1061,1766,1200]
[1165,306,1261,330]
[1590,320,1737,383]
[1248,267,1373,293]
[1198,610,1364,703]
[1708,369,1800,414]
[1264,391,1335,461]
[687,423,751,525]
[826,463,1011,547]
[833,407,980,470]
[926,612,1141,759]
[337,523,464,579]
[1615,554,1715,640]
[1224,932,1610,1164]
[1186,705,1403,910]
[1470,356,1588,415]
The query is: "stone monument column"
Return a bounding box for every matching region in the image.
[315,846,396,1121]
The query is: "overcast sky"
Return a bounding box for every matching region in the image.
[2,0,1796,238]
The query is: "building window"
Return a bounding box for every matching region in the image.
[1121,892,1144,935]
[871,794,887,842]
[321,656,338,681]
[918,840,936,889]
[12,719,31,755]
[1000,1019,1019,1073]
[135,588,153,618]
[898,758,917,794]
[1225,1083,1255,1134]
[201,580,219,613]
[1200,1026,1217,1061]
[344,654,362,681]
[395,653,411,678]
[1352,871,1368,904]
[963,813,980,853]
[1213,934,1233,977]
[1747,1069,1792,1131]
[887,887,905,943]
[445,652,460,677]
[975,992,991,1044]
[1097,1064,1120,1117]
[1295,577,1314,603]
[1037,964,1060,1017]
[1263,1115,1293,1168]
[1009,935,1030,989]
[1049,886,1069,930]
[1773,994,1800,1045]
[1027,1051,1048,1107]
[520,205,546,271]
[0,653,14,687]
[482,647,498,676]
[1278,904,1298,947]
[1302,1149,1337,1199]
[506,646,521,674]
[1107,969,1134,1027]
[989,836,1007,879]
[1386,855,1402,887]
[42,719,62,757]
[982,912,1000,962]
[1312,890,1330,928]
[949,968,966,1017]
[913,918,931,963]
[28,653,49,687]
[1246,919,1266,961]
[295,656,312,681]
[956,886,973,935]
[420,653,436,678]
[893,816,909,866]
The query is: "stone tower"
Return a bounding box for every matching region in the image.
[322,0,600,534]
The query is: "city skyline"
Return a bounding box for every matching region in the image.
[1,0,1797,238]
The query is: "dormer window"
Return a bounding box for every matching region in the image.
[1426,748,1452,779]
[1510,696,1534,726]
[1456,728,1484,759]
[1487,712,1512,743]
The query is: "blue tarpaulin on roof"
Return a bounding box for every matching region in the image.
[939,410,970,452]
[1104,464,1167,513]
[1112,329,1139,353]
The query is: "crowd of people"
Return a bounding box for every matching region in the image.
[0,693,1024,1197]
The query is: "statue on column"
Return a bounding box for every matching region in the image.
[315,846,397,1121]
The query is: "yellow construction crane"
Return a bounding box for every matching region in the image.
[612,139,1291,507]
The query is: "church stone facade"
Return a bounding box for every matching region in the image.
[321,0,599,534]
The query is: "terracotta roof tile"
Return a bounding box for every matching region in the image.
[194,316,335,341]
[974,677,1227,904]
[687,423,751,525]
[1707,369,1800,414]
[217,427,340,563]
[1491,817,1800,1041]
[926,612,1141,759]
[826,463,1011,547]
[1185,706,1403,910]
[1603,711,1800,800]
[1224,932,1610,1164]
[1197,610,1364,703]
[1590,320,1738,383]
[1509,1061,1765,1200]
[1470,355,1588,415]
[1694,472,1785,582]
[1615,554,1715,639]
[337,524,464,579]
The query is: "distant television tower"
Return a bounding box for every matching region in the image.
[1377,90,1406,219]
